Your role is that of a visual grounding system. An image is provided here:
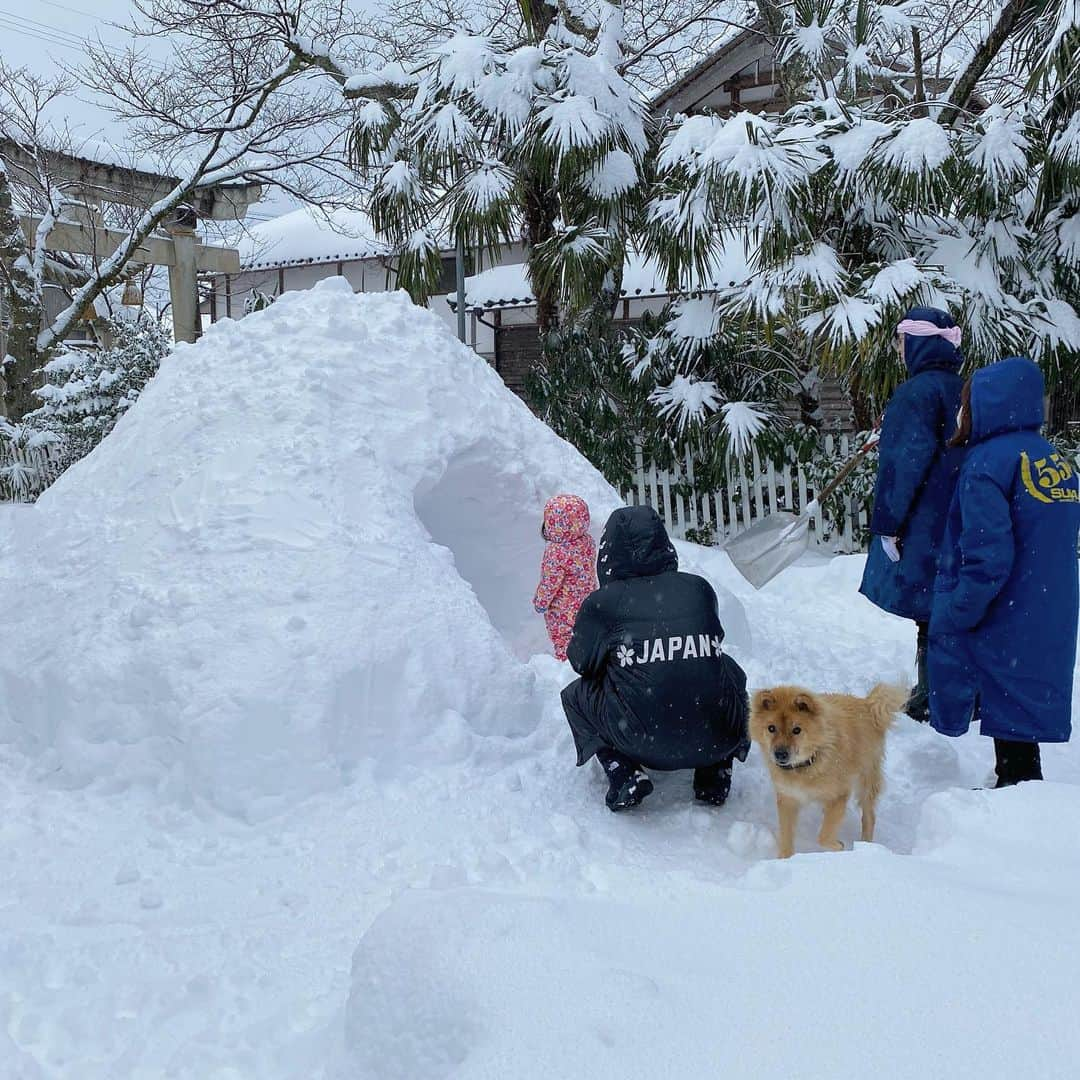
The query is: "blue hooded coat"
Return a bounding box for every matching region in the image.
[928,357,1080,743]
[860,308,965,621]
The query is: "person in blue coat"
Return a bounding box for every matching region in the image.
[860,307,965,720]
[929,357,1079,786]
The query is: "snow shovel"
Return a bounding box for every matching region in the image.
[723,436,878,589]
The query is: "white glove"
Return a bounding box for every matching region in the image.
[880,536,901,563]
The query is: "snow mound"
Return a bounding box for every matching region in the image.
[0,281,630,817]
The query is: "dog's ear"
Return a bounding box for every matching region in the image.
[753,690,775,711]
[793,693,816,714]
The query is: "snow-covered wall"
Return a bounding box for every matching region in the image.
[0,281,620,819]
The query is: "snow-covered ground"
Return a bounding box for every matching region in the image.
[1,283,1077,1078]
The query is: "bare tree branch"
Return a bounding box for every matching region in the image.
[0,1,369,419]
[938,0,1041,125]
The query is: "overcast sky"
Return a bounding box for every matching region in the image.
[3,2,152,140]
[4,1,316,223]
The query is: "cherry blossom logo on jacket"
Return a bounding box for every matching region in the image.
[616,635,723,667]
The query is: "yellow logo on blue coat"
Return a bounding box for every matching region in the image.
[1020,452,1079,504]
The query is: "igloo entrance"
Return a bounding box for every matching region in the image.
[414,445,554,660]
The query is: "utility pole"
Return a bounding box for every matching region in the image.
[455,233,467,344]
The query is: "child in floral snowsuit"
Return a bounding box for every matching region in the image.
[533,495,597,661]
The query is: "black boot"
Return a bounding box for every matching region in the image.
[904,621,930,722]
[596,747,654,812]
[993,739,1042,788]
[693,758,734,806]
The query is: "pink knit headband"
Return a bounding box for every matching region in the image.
[896,319,962,346]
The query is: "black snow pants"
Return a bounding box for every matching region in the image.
[561,676,748,773]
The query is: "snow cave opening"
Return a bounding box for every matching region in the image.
[414,446,553,660]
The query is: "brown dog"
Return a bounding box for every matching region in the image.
[750,684,907,858]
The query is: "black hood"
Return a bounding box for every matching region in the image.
[597,506,678,583]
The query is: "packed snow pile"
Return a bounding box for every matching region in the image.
[0,280,632,817]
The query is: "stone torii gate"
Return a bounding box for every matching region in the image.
[2,140,261,344]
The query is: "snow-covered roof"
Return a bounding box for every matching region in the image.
[651,23,759,112]
[235,206,392,271]
[455,244,751,311]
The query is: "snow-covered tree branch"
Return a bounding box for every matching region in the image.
[295,0,652,335]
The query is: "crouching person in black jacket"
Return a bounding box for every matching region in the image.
[562,506,750,812]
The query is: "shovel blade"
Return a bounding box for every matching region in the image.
[722,512,811,589]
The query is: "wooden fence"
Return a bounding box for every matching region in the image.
[623,434,869,552]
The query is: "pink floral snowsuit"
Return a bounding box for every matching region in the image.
[533,495,598,662]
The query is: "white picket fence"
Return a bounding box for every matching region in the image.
[623,434,868,552]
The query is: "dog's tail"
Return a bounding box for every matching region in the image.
[866,683,909,734]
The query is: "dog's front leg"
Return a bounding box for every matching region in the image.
[776,794,799,858]
[818,795,848,852]
[859,798,877,843]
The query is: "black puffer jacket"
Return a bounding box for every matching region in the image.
[566,506,749,770]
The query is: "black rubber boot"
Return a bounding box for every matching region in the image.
[596,747,654,812]
[904,621,930,723]
[993,739,1042,788]
[693,758,734,806]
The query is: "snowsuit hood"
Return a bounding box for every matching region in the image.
[901,306,963,377]
[598,506,678,584]
[969,356,1044,444]
[542,494,591,543]
[535,495,597,662]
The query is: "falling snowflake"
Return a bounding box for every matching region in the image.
[616,644,635,667]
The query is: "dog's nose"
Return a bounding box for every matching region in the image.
[773,747,790,764]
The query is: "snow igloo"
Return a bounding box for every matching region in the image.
[0,281,620,818]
